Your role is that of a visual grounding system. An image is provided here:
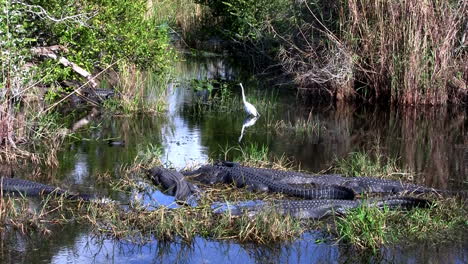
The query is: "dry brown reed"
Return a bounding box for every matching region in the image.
[279,0,467,104]
[345,0,467,105]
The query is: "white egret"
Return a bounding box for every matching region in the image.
[238,115,259,142]
[239,83,259,117]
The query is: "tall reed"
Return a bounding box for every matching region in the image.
[343,0,467,104]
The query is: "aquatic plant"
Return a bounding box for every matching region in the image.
[184,80,278,118]
[271,111,325,139]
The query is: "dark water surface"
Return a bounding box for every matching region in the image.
[1,55,467,263]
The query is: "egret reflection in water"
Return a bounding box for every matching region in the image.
[238,115,259,142]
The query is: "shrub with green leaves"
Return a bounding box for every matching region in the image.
[33,0,172,82]
[196,0,294,41]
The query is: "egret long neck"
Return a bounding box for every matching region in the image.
[240,83,247,103]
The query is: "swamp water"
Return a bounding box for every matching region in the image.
[1,55,467,263]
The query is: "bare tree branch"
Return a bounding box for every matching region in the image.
[12,1,96,26]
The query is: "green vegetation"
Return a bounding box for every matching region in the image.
[196,0,467,105]
[333,151,403,179]
[332,150,467,250]
[271,113,325,139]
[336,198,467,251]
[183,79,278,116]
[0,146,466,249]
[0,0,176,162]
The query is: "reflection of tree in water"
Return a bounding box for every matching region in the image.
[384,239,468,264]
[400,107,466,190]
[278,104,467,191]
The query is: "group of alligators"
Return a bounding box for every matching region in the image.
[146,161,464,219]
[1,161,465,220]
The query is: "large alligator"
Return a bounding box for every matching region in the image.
[211,196,430,219]
[0,177,92,201]
[204,162,457,196]
[182,164,355,200]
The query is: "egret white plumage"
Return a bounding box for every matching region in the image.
[239,83,259,117]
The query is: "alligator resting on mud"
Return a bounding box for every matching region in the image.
[147,165,434,219]
[0,177,93,201]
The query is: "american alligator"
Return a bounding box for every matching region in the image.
[182,164,355,200]
[68,88,115,106]
[213,162,452,196]
[146,167,199,203]
[211,196,431,219]
[0,177,92,201]
[148,167,430,219]
[83,88,115,100]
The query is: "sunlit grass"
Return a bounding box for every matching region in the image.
[333,151,407,180]
[270,113,325,139]
[336,198,467,251]
[105,63,169,114]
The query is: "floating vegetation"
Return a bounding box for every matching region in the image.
[270,111,325,139]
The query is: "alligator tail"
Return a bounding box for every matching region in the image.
[369,196,432,210]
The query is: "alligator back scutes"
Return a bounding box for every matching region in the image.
[212,165,355,200]
[0,177,91,201]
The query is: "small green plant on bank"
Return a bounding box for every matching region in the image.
[234,143,269,164]
[218,143,274,168]
[136,143,164,166]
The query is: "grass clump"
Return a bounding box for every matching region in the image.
[332,150,467,250]
[83,197,304,244]
[333,151,405,180]
[271,112,325,139]
[336,205,392,252]
[336,198,467,251]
